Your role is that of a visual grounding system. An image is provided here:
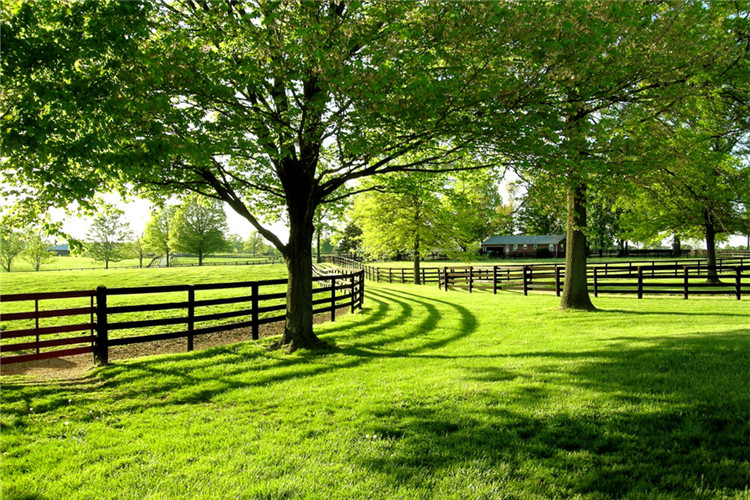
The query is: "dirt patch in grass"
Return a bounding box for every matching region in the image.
[1,308,351,380]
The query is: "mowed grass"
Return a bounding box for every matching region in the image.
[2,284,750,499]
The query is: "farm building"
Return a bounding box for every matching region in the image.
[481,235,566,258]
[48,244,70,256]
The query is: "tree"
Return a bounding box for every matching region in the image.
[334,223,362,255]
[86,207,133,269]
[499,1,745,309]
[22,229,55,271]
[0,224,25,272]
[170,194,229,266]
[351,172,447,284]
[143,206,177,267]
[129,234,148,268]
[514,186,566,237]
[2,1,546,350]
[440,168,508,255]
[243,231,265,258]
[227,234,244,254]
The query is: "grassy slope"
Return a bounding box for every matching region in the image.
[3,255,281,273]
[2,284,749,499]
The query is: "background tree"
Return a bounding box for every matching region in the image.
[0,224,25,272]
[227,234,244,254]
[86,207,133,269]
[244,231,265,258]
[129,234,148,268]
[333,223,362,255]
[351,172,448,284]
[514,185,566,237]
[170,194,229,266]
[143,206,177,268]
[440,168,508,256]
[22,228,55,272]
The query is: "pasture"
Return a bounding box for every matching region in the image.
[2,280,749,499]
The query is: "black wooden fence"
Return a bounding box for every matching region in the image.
[0,271,365,365]
[438,262,749,299]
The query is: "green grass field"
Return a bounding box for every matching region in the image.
[2,282,749,499]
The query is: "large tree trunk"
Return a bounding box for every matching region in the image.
[279,216,325,350]
[561,183,595,310]
[704,212,719,284]
[672,235,681,258]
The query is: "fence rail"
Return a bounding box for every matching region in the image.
[327,255,747,300]
[437,262,749,300]
[0,271,365,366]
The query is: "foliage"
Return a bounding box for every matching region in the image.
[85,206,133,269]
[143,206,177,267]
[334,223,362,255]
[2,284,748,498]
[0,224,25,272]
[20,228,54,272]
[128,234,148,268]
[226,234,244,253]
[170,194,229,266]
[243,231,268,257]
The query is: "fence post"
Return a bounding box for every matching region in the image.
[736,267,742,300]
[389,268,392,283]
[359,270,365,309]
[350,274,356,313]
[555,266,561,297]
[493,266,498,295]
[187,286,195,352]
[376,268,380,282]
[444,268,449,291]
[330,276,336,322]
[251,283,259,340]
[401,269,405,283]
[593,267,599,298]
[469,266,473,293]
[683,266,689,300]
[422,268,426,285]
[522,266,529,296]
[637,266,643,299]
[94,286,109,365]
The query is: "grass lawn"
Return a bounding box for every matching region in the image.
[2,284,749,499]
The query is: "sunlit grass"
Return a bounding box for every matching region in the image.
[2,283,748,499]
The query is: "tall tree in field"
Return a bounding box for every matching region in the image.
[170,194,229,266]
[243,231,265,258]
[144,206,177,267]
[0,224,25,272]
[22,229,55,271]
[130,234,148,268]
[86,207,133,269]
[3,1,543,349]
[351,173,446,284]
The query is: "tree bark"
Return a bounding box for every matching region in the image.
[277,208,325,351]
[704,212,719,284]
[560,183,595,310]
[672,235,681,258]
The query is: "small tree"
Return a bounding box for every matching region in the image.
[170,195,229,266]
[144,206,177,267]
[22,230,55,271]
[227,234,244,253]
[129,234,148,268]
[0,225,26,272]
[244,231,265,257]
[86,207,133,269]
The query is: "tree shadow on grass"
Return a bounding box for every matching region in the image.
[357,329,750,498]
[1,286,478,419]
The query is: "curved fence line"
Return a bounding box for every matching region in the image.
[326,255,748,299]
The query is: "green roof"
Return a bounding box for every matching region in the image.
[482,235,566,246]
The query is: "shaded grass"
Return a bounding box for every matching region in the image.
[1,284,749,499]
